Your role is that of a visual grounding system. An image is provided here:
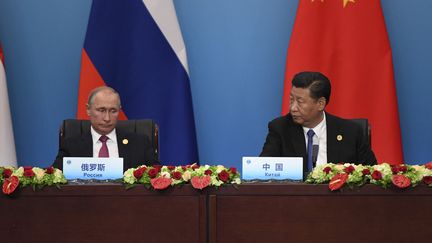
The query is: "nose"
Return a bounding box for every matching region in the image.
[102,111,111,122]
[290,101,298,112]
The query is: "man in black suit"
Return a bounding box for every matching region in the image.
[53,86,159,171]
[260,71,376,173]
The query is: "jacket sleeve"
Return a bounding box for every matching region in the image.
[52,140,70,170]
[260,121,282,157]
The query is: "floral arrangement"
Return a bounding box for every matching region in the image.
[1,166,67,195]
[305,162,432,191]
[123,164,241,190]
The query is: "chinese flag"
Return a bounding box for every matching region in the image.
[282,0,403,164]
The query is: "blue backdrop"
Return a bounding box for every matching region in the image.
[0,0,431,170]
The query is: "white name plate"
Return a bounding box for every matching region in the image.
[63,157,124,180]
[242,157,303,180]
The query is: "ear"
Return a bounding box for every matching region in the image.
[86,103,91,116]
[317,97,326,111]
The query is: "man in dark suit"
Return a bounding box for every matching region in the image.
[260,71,376,173]
[53,86,159,171]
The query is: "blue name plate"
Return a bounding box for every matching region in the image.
[242,157,303,180]
[63,157,124,180]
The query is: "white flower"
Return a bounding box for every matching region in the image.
[216,165,225,173]
[412,165,426,174]
[123,168,137,184]
[160,171,171,178]
[12,167,24,177]
[211,176,223,186]
[182,171,191,181]
[335,164,344,171]
[231,177,241,184]
[53,169,66,183]
[33,167,45,182]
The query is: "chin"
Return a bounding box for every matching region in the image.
[98,128,114,135]
[292,118,304,125]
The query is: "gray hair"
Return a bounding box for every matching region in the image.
[87,86,122,108]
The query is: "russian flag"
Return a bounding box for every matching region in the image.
[0,43,17,167]
[77,0,198,165]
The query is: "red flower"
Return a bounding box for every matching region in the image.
[171,171,182,180]
[204,170,213,176]
[191,164,199,170]
[45,167,55,174]
[391,165,407,174]
[425,162,432,170]
[399,165,407,173]
[153,165,162,172]
[2,168,13,178]
[24,169,35,178]
[2,176,19,195]
[218,170,229,182]
[362,168,371,175]
[133,167,146,179]
[423,176,432,185]
[191,175,211,190]
[392,174,411,188]
[343,165,355,174]
[23,166,33,171]
[181,166,188,171]
[371,170,382,180]
[323,166,332,174]
[329,173,348,191]
[150,177,172,190]
[229,167,237,174]
[148,168,158,179]
[167,166,175,171]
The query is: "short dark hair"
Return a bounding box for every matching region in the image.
[291,71,331,105]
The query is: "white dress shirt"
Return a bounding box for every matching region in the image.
[91,126,119,158]
[302,112,327,166]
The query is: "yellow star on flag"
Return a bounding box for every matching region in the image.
[311,0,355,8]
[343,0,355,8]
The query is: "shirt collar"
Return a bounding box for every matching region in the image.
[302,112,326,138]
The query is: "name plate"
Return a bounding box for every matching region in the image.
[242,157,303,180]
[63,157,124,180]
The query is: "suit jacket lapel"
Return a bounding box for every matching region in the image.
[286,115,307,170]
[290,124,306,157]
[326,113,339,163]
[116,129,130,169]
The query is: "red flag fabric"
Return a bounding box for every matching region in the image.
[282,0,403,164]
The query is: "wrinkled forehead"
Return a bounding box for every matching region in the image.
[290,86,312,99]
[91,91,121,108]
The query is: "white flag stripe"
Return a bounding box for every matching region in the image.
[0,55,17,167]
[142,0,189,74]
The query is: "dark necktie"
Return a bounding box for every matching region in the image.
[307,129,315,172]
[98,135,109,158]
